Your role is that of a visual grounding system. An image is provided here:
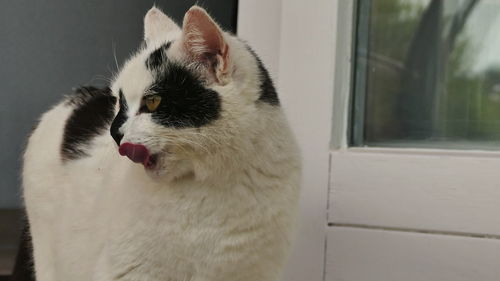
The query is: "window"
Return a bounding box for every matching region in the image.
[242,0,500,280]
[351,0,500,150]
[328,1,500,278]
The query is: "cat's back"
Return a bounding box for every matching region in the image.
[22,87,121,280]
[23,86,116,193]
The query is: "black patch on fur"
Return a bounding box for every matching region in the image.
[246,46,280,106]
[110,90,128,146]
[143,62,221,128]
[61,86,116,161]
[146,42,172,70]
[65,86,109,106]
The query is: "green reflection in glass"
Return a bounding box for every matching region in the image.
[352,0,500,150]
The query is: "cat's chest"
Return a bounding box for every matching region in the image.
[101,169,249,231]
[101,176,263,272]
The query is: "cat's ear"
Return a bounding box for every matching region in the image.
[181,6,230,85]
[144,7,180,44]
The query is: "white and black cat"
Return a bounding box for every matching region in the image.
[22,6,301,281]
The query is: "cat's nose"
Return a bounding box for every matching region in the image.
[111,129,124,146]
[118,142,150,165]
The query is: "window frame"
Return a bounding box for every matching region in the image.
[241,0,500,280]
[329,0,500,237]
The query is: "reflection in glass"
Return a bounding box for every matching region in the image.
[352,0,500,150]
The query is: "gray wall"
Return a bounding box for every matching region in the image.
[0,0,237,208]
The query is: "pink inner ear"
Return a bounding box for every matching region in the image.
[182,7,227,60]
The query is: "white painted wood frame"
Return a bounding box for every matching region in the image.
[326,227,500,281]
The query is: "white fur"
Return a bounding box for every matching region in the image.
[23,6,301,281]
[144,7,180,46]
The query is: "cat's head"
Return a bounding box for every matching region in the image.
[109,6,280,181]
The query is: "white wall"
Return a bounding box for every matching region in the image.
[238,1,337,280]
[237,0,282,81]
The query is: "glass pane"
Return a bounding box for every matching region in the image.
[351,0,500,150]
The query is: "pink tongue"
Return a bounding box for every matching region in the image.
[118,143,150,166]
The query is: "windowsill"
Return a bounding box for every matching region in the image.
[333,143,500,158]
[361,140,500,152]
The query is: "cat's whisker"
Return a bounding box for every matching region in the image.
[93,75,113,84]
[156,136,196,155]
[112,41,120,72]
[167,137,210,154]
[86,75,112,87]
[106,66,118,82]
[172,130,230,147]
[175,133,220,149]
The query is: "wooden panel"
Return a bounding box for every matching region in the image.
[329,149,500,236]
[326,226,500,281]
[0,209,22,276]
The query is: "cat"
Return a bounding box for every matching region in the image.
[22,6,301,281]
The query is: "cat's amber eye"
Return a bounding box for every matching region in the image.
[144,95,162,112]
